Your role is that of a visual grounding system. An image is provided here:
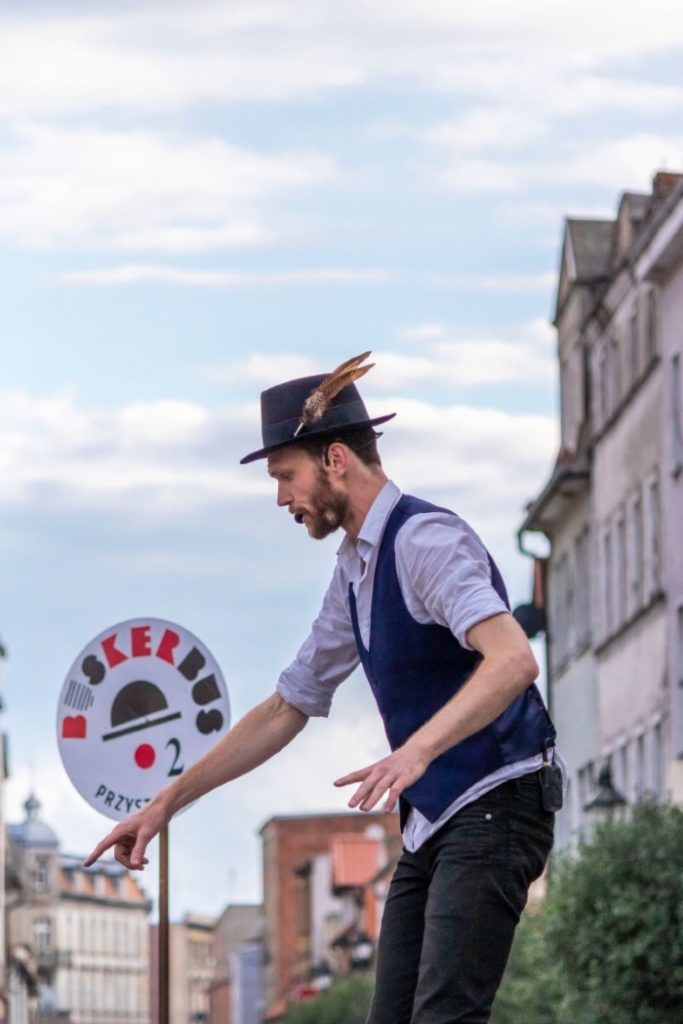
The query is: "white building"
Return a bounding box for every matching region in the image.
[519,171,683,848]
[7,794,151,1024]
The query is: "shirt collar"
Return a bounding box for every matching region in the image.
[337,480,401,570]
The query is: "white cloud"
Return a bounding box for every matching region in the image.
[396,323,446,343]
[385,320,555,387]
[426,108,547,153]
[0,9,364,118]
[0,124,334,251]
[1,2,683,120]
[117,222,273,253]
[59,265,556,292]
[433,131,683,195]
[0,390,262,509]
[0,376,557,516]
[59,266,396,286]
[199,326,556,395]
[427,271,557,292]
[203,353,319,385]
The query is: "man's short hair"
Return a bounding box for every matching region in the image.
[297,425,382,467]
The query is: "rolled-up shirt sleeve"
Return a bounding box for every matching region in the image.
[395,513,510,650]
[276,564,360,717]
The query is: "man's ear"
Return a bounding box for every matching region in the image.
[325,441,348,473]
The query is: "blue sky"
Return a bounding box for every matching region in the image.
[1,0,683,917]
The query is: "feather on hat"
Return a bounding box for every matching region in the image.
[293,351,374,437]
[239,350,395,464]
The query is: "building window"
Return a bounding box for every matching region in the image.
[672,352,683,475]
[615,512,627,629]
[629,493,644,616]
[645,474,661,597]
[33,855,49,893]
[574,527,591,647]
[652,720,665,798]
[645,289,658,363]
[577,761,595,830]
[610,335,622,412]
[629,307,639,387]
[34,917,51,954]
[618,742,630,801]
[635,733,646,799]
[677,607,683,759]
[603,527,613,638]
[599,348,608,427]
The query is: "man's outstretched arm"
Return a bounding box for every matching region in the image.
[84,692,307,870]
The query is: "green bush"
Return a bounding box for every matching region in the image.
[283,973,374,1024]
[492,801,683,1024]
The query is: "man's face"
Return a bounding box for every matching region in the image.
[267,446,349,540]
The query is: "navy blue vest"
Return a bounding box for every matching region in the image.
[348,494,555,829]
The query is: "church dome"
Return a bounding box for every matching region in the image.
[11,793,59,848]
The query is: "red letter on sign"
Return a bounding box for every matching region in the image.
[156,629,180,665]
[131,625,152,657]
[62,715,87,739]
[101,634,128,668]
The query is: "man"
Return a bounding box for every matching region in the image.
[86,353,560,1024]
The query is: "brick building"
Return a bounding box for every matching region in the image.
[260,812,400,1017]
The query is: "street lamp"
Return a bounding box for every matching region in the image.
[349,932,374,971]
[583,763,627,828]
[309,960,333,991]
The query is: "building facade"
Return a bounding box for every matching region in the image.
[149,914,215,1024]
[259,811,400,1018]
[208,904,262,1024]
[519,171,683,848]
[7,794,151,1024]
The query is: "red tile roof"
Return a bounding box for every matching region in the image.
[331,834,381,888]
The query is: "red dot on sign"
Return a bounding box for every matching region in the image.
[134,744,155,769]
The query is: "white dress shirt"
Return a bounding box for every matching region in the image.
[277,480,557,852]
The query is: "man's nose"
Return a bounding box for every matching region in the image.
[277,482,291,507]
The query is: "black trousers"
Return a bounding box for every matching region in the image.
[367,773,555,1024]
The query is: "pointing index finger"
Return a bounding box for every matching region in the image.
[83,823,130,868]
[83,835,116,868]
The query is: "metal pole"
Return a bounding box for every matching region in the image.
[159,825,169,1024]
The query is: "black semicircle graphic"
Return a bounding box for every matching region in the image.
[110,680,168,727]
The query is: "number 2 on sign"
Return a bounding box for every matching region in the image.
[166,738,184,776]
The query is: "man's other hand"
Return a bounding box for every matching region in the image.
[333,744,429,814]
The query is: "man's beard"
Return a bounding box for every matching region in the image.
[297,469,349,540]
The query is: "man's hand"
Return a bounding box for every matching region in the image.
[334,743,429,813]
[83,692,307,871]
[83,799,169,871]
[334,615,538,815]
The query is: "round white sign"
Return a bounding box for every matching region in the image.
[57,618,230,821]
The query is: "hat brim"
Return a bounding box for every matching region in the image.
[239,413,396,464]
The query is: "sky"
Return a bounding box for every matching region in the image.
[1,0,683,919]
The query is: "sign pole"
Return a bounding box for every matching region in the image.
[159,825,170,1024]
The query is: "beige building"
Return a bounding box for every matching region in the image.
[519,171,683,847]
[150,914,215,1024]
[7,793,151,1024]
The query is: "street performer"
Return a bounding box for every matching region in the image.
[86,351,562,1024]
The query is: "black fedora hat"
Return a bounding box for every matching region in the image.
[240,371,395,464]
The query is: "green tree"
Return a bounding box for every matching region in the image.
[492,801,683,1024]
[283,974,374,1024]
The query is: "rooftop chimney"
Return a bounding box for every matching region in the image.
[652,170,683,200]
